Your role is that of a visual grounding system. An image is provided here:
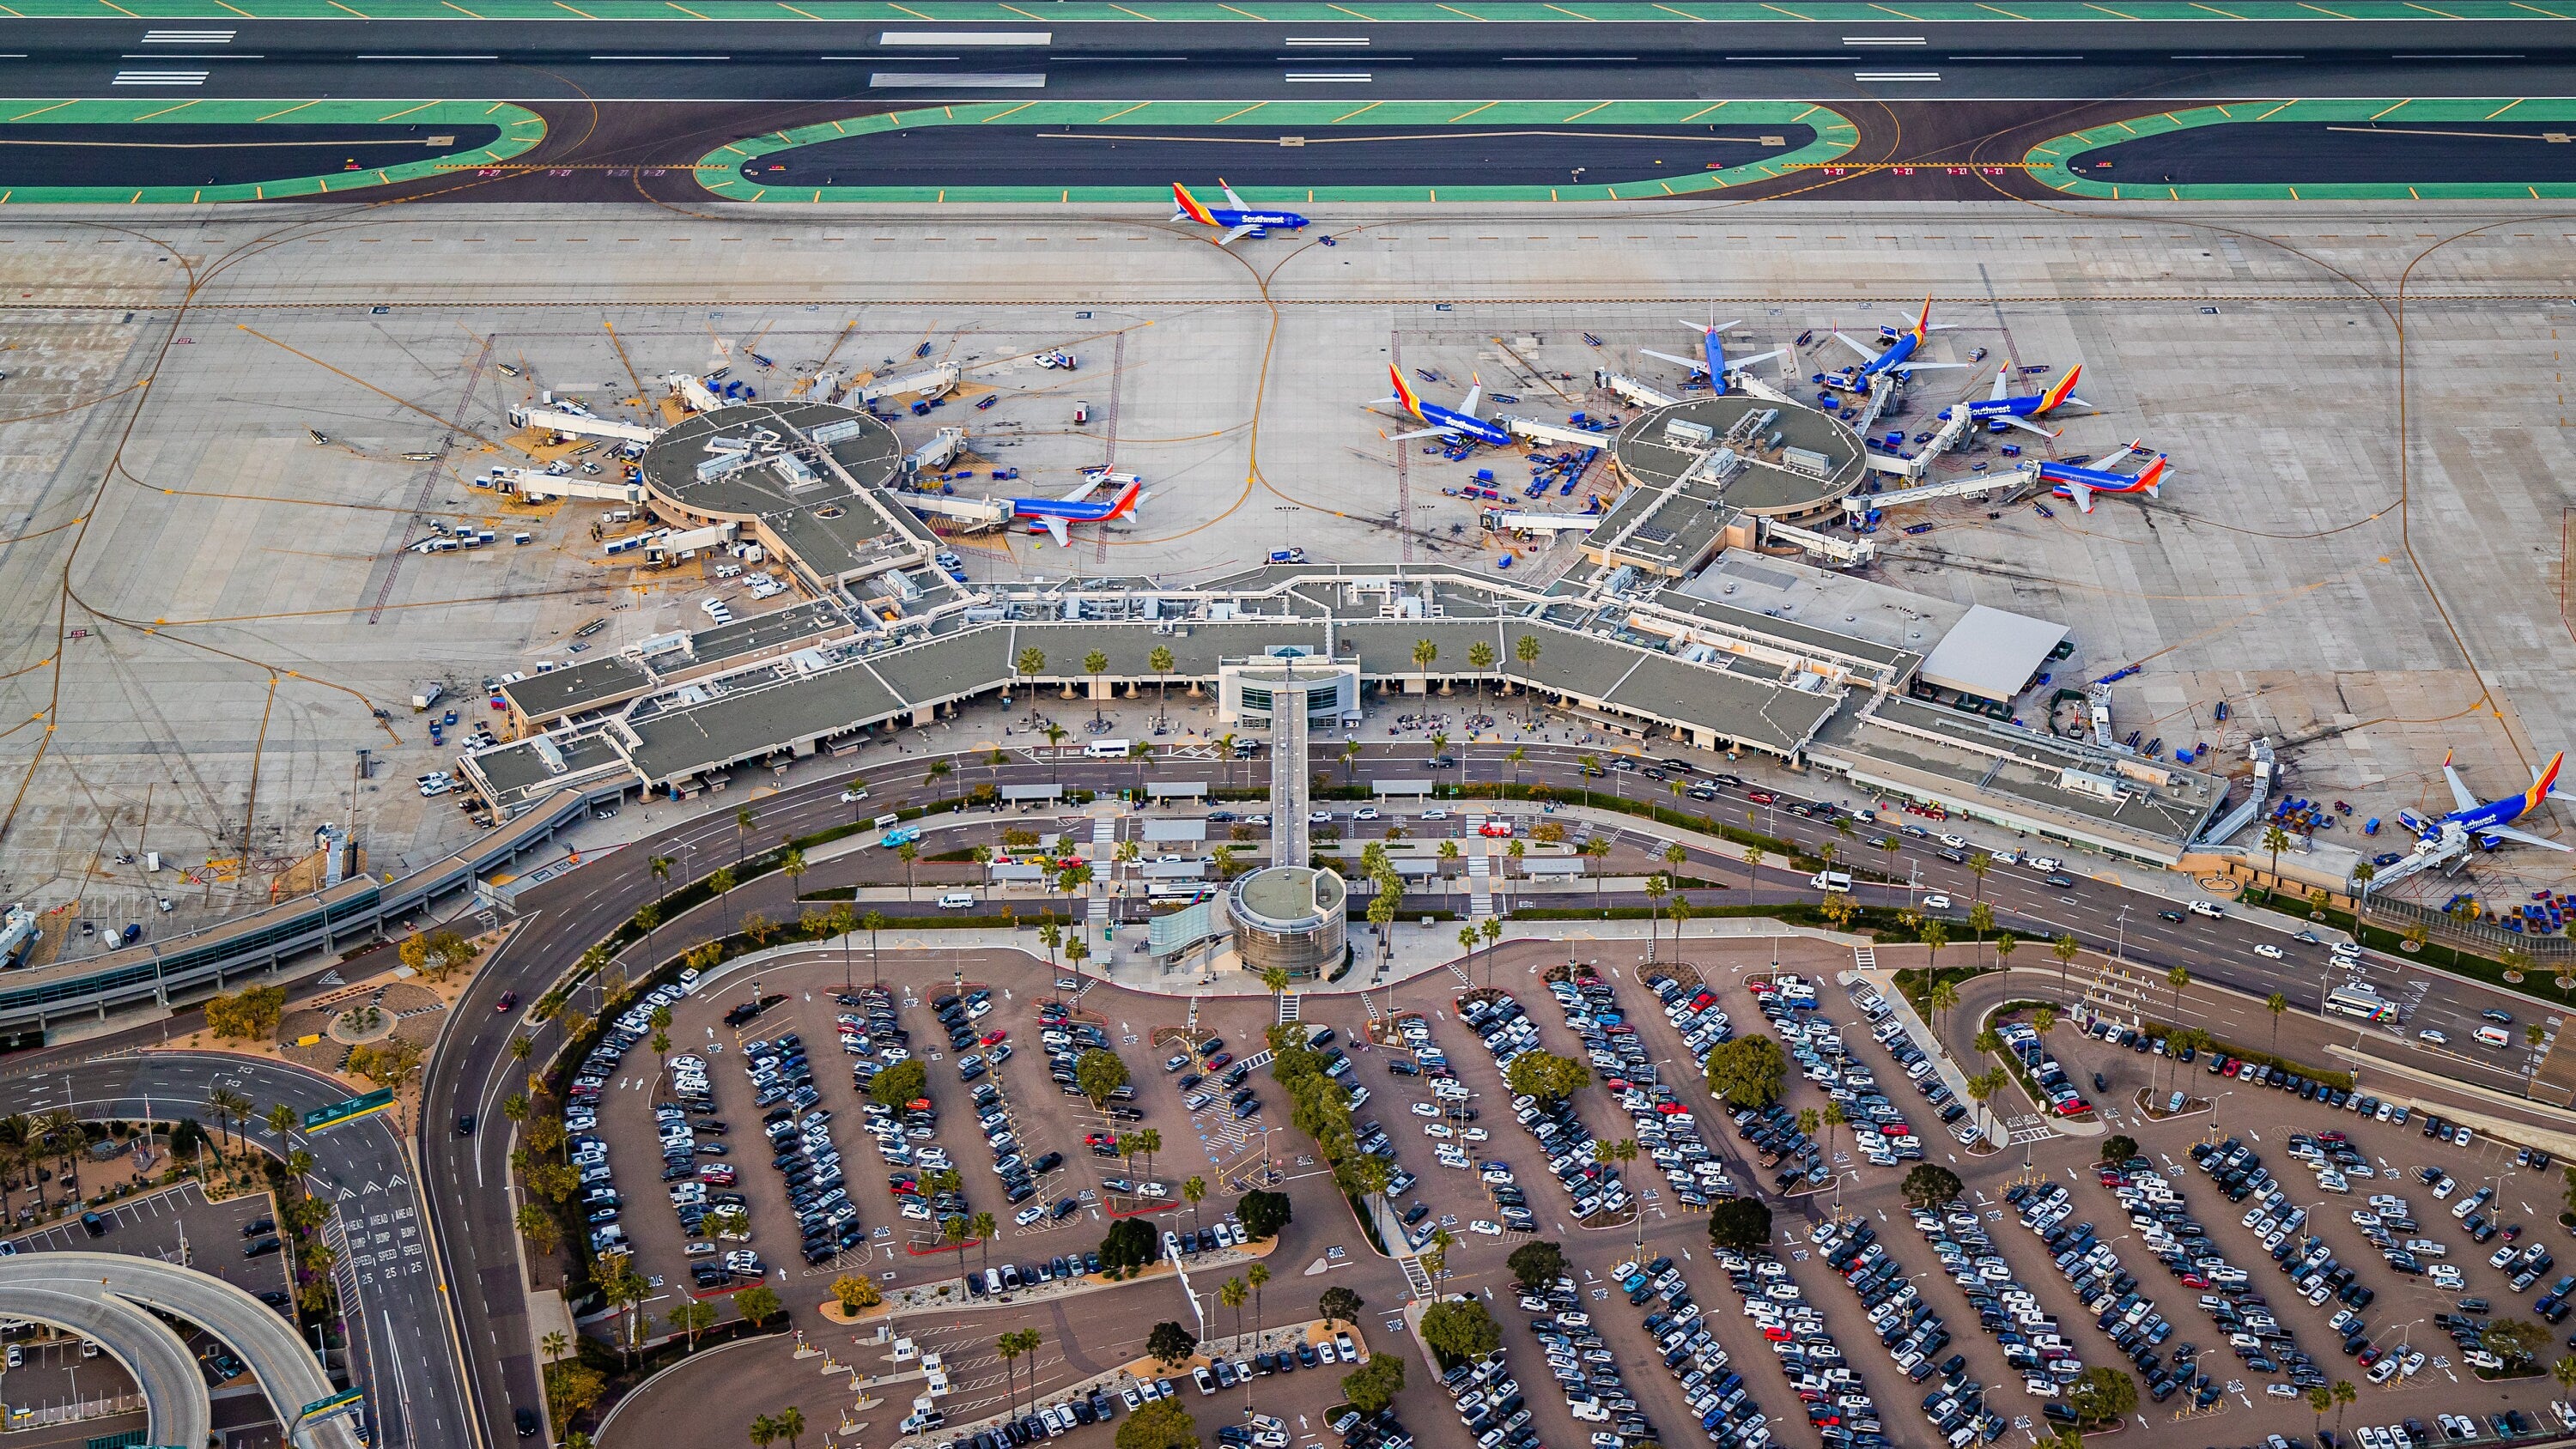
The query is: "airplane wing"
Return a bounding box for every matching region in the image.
[1831,331,1880,361]
[1218,223,1259,246]
[1640,348,1709,374]
[2063,395,2093,411]
[1728,347,1787,372]
[1460,382,1483,419]
[1384,426,1450,442]
[2058,480,2097,513]
[1219,180,1249,210]
[1038,517,1070,548]
[1998,415,2060,440]
[1060,477,1103,506]
[1890,361,1971,373]
[1675,318,1742,333]
[2478,822,2573,852]
[2441,755,2482,814]
[1989,367,2011,403]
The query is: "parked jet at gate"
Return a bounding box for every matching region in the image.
[1941,365,2092,438]
[1830,297,1971,387]
[2034,441,2166,512]
[1642,318,1786,397]
[1373,367,1514,448]
[1012,473,1145,547]
[1171,181,1309,246]
[2427,750,2574,852]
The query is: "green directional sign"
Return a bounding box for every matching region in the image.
[299,1388,364,1422]
[301,1091,393,1132]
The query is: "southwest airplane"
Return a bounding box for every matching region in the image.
[1171,180,1309,246]
[2427,750,2573,852]
[1829,297,1971,387]
[1641,318,1787,397]
[1940,366,2092,438]
[1374,367,1514,447]
[2035,441,2166,512]
[1012,472,1145,547]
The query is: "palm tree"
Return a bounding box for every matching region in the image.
[2051,933,2080,1003]
[1481,916,1501,972]
[775,1406,805,1449]
[734,805,756,868]
[2262,822,2293,893]
[1182,1176,1207,1228]
[709,864,738,935]
[1670,896,1694,961]
[1219,1276,1249,1351]
[1248,1262,1272,1350]
[1133,1127,1162,1181]
[781,846,807,906]
[1458,924,1479,979]
[748,1415,778,1449]
[1084,649,1109,725]
[1505,746,1527,786]
[896,840,919,901]
[1041,721,1069,785]
[2332,1379,2357,1438]
[854,908,884,989]
[1993,931,2017,976]
[2166,963,2190,1034]
[1584,836,1611,904]
[649,852,675,924]
[972,1210,997,1274]
[1643,874,1669,964]
[1411,639,1439,691]
[1261,967,1291,1017]
[998,1333,1024,1419]
[1967,901,1995,965]
[1339,739,1361,785]
[1148,644,1176,731]
[1928,976,1959,1041]
[1016,646,1047,704]
[1513,634,1542,722]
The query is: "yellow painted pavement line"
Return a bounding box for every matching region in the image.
[667,2,712,17]
[1652,3,1704,16]
[9,100,77,121]
[1213,100,1268,122]
[1448,100,1499,122]
[136,99,200,119]
[2253,100,2296,119]
[553,1,595,17]
[378,100,439,120]
[1543,3,1596,16]
[97,1,139,15]
[1791,104,1820,120]
[2486,97,2524,118]
[978,100,1041,121]
[2368,98,2411,118]
[1562,100,1612,121]
[1678,100,1729,121]
[1097,100,1153,122]
[1333,100,1382,123]
[1216,3,1269,17]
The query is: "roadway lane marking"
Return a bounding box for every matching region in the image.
[1843,35,1926,45]
[1285,72,1372,82]
[141,28,233,43]
[1854,71,1941,81]
[879,31,1052,45]
[588,53,731,60]
[1284,36,1370,45]
[359,54,500,60]
[870,72,1047,88]
[112,70,207,85]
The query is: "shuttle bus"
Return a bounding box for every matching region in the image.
[1084,738,1133,760]
[2324,985,2403,1025]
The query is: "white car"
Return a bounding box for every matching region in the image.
[1461,1127,1489,1143]
[2187,900,2227,919]
[1923,894,1952,910]
[1354,807,1381,821]
[2419,1028,2449,1046]
[2253,943,2284,960]
[2030,856,2063,872]
[1938,834,1969,850]
[1410,1103,1441,1118]
[1421,809,1449,821]
[1014,1205,1046,1227]
[2430,1265,2464,1289]
[1423,1123,1454,1138]
[1468,1220,1503,1237]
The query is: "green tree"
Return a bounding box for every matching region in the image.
[1318,1286,1364,1329]
[2068,1366,2136,1425]
[1900,1163,1963,1210]
[1706,1196,1771,1253]
[2268,991,2290,1052]
[1503,1049,1589,1103]
[1146,1320,1199,1369]
[868,1058,928,1108]
[1704,1034,1787,1108]
[2051,932,2081,1000]
[1341,1355,1407,1415]
[2100,1135,2138,1164]
[735,1284,781,1327]
[775,1406,806,1449]
[1084,648,1110,725]
[1101,1217,1161,1277]
[2483,1318,2549,1367]
[1421,1299,1501,1363]
[1116,1400,1200,1449]
[1237,1188,1292,1240]
[668,1299,717,1350]
[1076,1048,1132,1107]
[2263,822,2292,888]
[1507,1240,1567,1291]
[830,1274,883,1313]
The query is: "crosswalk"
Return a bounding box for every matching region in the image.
[1397,1252,1434,1298]
[1467,854,1492,919]
[1854,945,1877,970]
[1276,992,1300,1025]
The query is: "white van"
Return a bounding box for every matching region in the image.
[1084,738,1133,759]
[1810,870,1854,894]
[937,892,977,911]
[2475,1024,2512,1047]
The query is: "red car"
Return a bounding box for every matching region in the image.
[979,1029,1009,1047]
[1747,791,1777,804]
[1205,1052,1234,1070]
[2054,1099,2093,1116]
[495,991,518,1013]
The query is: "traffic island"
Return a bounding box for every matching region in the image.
[2024,100,2576,201]
[0,99,544,204]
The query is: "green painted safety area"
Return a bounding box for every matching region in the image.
[0,0,2566,19]
[702,100,1857,204]
[2026,100,2576,201]
[0,99,542,205]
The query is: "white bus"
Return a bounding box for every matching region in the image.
[1084,738,1133,760]
[2324,985,2403,1025]
[1810,870,1854,894]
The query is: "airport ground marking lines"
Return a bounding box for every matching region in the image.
[17,0,2576,15]
[0,96,542,203]
[698,97,1858,202]
[2025,96,2576,199]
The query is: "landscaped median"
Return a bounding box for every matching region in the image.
[2024,100,2576,202]
[697,100,1857,205]
[0,99,544,205]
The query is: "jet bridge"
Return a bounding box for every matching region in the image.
[1597,373,1678,411]
[509,406,658,446]
[1502,415,1607,450]
[1843,464,2015,515]
[861,363,963,404]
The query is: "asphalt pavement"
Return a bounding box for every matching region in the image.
[738,123,1820,191]
[0,123,501,188]
[2068,120,2576,185]
[0,1056,465,1449]
[4,18,2576,102]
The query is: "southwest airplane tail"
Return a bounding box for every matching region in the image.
[2038,365,2084,414]
[1910,294,1934,345]
[1171,182,1217,227]
[2524,752,2567,815]
[1389,364,1426,421]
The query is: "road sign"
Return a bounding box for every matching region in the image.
[299,1389,364,1423]
[301,1090,393,1132]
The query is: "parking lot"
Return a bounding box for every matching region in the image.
[9,1180,292,1303]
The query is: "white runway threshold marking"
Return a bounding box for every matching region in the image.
[1854,71,1941,81]
[878,32,1053,45]
[870,71,1048,88]
[112,70,207,84]
[1285,72,1372,82]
